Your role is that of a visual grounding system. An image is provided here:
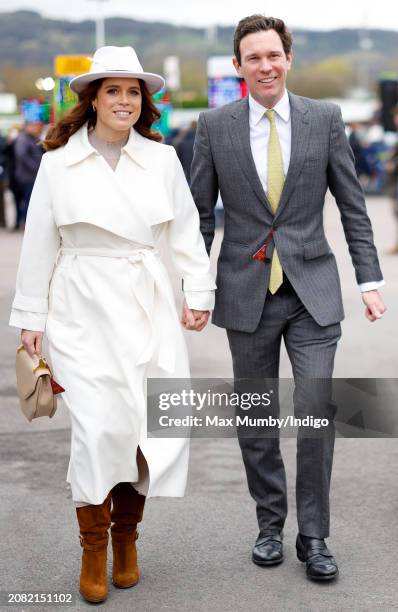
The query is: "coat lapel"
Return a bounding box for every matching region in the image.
[274,92,311,220]
[228,98,274,216]
[61,125,174,244]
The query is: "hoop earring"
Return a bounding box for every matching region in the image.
[92,104,96,112]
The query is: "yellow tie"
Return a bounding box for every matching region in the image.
[265,109,284,294]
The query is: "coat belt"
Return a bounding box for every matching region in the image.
[58,247,177,373]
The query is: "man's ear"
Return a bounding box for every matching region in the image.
[287,51,293,71]
[232,56,242,77]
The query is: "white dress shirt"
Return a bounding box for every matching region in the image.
[249,89,291,191]
[248,90,384,293]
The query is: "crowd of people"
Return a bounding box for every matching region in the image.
[1,110,398,248]
[347,110,398,253]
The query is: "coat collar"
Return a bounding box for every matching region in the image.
[64,123,149,169]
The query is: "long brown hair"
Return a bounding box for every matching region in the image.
[43,78,162,151]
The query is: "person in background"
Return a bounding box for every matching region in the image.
[3,127,21,230]
[174,121,197,184]
[348,122,370,179]
[386,106,398,254]
[0,131,6,227]
[13,120,44,228]
[164,126,180,145]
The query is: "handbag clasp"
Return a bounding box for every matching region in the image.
[33,357,49,374]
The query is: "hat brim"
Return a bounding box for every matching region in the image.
[69,71,165,95]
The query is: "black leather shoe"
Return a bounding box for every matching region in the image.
[296,534,338,581]
[252,532,284,566]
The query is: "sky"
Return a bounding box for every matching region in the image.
[0,0,398,31]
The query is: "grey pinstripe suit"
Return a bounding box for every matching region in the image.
[190,92,383,537]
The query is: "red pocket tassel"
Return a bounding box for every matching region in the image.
[252,228,275,262]
[252,244,268,262]
[50,378,65,395]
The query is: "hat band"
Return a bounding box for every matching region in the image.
[92,68,142,73]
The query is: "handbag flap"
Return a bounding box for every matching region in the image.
[16,349,51,399]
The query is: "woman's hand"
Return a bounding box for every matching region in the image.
[181,302,210,332]
[21,329,44,357]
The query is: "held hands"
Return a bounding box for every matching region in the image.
[21,330,44,357]
[21,303,210,357]
[181,300,210,332]
[361,290,386,322]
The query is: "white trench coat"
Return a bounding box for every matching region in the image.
[10,124,216,504]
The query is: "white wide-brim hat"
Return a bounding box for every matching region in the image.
[69,46,165,95]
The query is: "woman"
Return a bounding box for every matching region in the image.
[9,46,216,603]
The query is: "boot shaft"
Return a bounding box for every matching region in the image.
[76,493,112,549]
[111,483,145,537]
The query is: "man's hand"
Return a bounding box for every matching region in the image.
[181,301,210,332]
[21,329,44,357]
[361,290,386,322]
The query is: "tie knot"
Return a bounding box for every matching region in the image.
[265,109,276,124]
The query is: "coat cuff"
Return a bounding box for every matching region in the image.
[184,290,215,311]
[182,274,217,292]
[9,309,47,332]
[11,293,48,313]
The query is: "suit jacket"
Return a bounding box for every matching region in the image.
[190,92,383,332]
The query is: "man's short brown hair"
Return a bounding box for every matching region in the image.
[234,14,293,65]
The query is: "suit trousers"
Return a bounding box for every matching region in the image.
[226,277,341,539]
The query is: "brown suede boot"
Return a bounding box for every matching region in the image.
[76,493,111,603]
[111,483,146,588]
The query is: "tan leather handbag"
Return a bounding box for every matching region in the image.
[15,345,64,422]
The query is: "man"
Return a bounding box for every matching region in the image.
[13,120,44,228]
[190,15,386,581]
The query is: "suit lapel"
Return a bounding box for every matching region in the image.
[228,97,274,215]
[228,94,311,218]
[275,92,311,220]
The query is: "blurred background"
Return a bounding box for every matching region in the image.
[1,1,398,229]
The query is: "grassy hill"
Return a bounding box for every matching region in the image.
[1,10,397,100]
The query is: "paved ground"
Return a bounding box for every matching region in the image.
[0,193,397,612]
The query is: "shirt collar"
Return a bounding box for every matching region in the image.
[65,122,148,168]
[249,89,290,125]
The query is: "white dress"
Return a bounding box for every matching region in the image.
[9,125,216,505]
